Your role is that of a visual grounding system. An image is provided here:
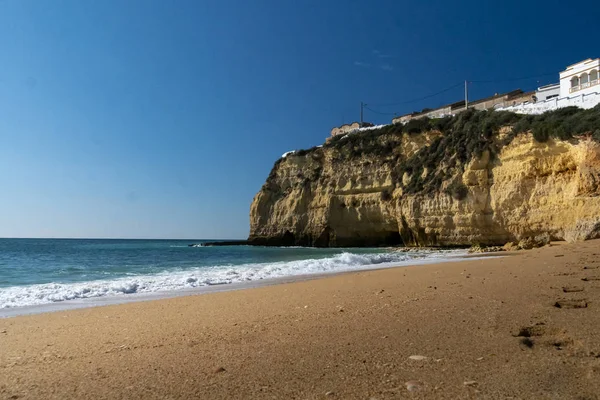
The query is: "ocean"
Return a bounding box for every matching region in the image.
[0,238,466,315]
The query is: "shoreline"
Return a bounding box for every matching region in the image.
[0,250,496,318]
[1,240,598,399]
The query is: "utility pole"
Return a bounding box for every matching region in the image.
[465,80,469,110]
[360,101,364,127]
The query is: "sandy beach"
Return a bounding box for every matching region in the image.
[1,241,599,399]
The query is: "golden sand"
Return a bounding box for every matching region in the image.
[1,241,600,399]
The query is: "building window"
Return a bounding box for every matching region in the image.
[591,69,598,84]
[570,76,580,93]
[581,72,591,89]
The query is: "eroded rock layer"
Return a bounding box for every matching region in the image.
[249,121,600,247]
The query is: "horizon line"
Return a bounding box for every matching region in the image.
[0,237,247,241]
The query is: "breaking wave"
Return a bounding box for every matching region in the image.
[0,250,463,309]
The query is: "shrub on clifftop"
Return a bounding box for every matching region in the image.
[277,105,600,197]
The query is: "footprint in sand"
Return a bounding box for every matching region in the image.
[515,323,575,351]
[554,299,588,309]
[514,323,546,349]
[581,276,600,282]
[562,286,585,293]
[515,324,547,338]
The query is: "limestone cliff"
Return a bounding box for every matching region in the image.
[249,108,600,247]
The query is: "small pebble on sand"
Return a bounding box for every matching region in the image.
[405,381,422,391]
[214,367,226,373]
[325,391,334,396]
[409,355,427,361]
[464,380,478,386]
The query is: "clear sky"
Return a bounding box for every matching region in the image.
[0,0,598,239]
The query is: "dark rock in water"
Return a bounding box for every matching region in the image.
[189,240,249,247]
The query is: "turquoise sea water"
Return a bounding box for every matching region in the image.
[0,238,464,310]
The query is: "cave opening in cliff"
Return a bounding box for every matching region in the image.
[384,230,403,246]
[281,231,295,246]
[314,227,331,248]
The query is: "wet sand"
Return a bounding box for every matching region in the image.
[1,240,599,399]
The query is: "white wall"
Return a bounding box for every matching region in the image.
[536,84,560,100]
[559,58,600,98]
[496,90,600,115]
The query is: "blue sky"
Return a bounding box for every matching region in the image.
[0,0,598,239]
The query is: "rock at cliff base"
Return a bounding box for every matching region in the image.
[503,242,519,251]
[517,233,551,250]
[468,245,505,253]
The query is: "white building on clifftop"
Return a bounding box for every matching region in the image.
[560,58,600,98]
[497,58,600,114]
[327,57,600,137]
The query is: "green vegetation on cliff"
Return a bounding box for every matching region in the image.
[307,105,600,195]
[253,105,600,247]
[263,105,600,201]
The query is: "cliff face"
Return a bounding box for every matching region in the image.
[249,112,600,247]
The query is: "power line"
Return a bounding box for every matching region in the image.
[367,72,557,109]
[470,72,556,83]
[367,82,463,107]
[364,82,464,116]
[363,105,397,116]
[362,71,559,120]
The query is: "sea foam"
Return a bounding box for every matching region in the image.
[0,250,462,309]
